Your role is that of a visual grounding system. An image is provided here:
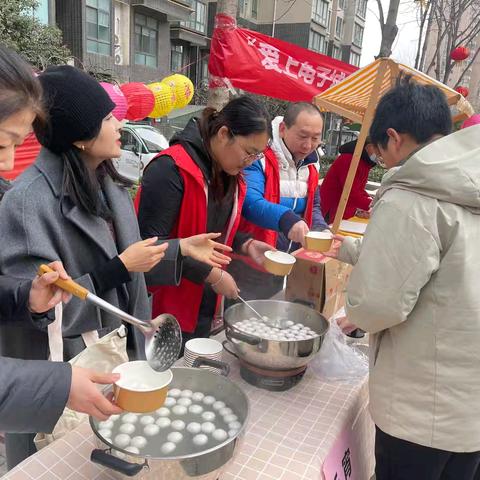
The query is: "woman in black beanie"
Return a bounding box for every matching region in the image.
[0,65,231,364]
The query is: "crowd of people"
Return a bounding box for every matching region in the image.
[0,41,479,480]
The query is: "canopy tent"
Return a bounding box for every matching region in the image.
[314,58,474,233]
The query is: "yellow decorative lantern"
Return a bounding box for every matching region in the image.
[162,74,194,109]
[147,82,175,118]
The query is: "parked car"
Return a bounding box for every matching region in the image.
[114,122,169,183]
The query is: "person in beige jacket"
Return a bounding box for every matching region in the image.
[332,77,480,479]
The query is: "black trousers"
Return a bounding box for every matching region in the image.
[375,426,480,480]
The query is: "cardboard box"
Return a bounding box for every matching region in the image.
[285,249,352,319]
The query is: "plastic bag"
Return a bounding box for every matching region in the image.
[310,308,369,382]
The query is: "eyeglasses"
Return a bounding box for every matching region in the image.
[230,130,272,165]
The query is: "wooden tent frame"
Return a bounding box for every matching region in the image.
[314,58,474,233]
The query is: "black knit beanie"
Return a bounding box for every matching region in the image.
[35,65,115,154]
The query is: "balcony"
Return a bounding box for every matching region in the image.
[131,0,192,20]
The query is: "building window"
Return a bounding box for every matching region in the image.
[86,0,111,56]
[332,45,341,59]
[335,17,344,39]
[312,0,329,27]
[134,14,158,67]
[181,1,206,34]
[238,0,247,18]
[350,51,361,66]
[34,0,49,24]
[309,30,327,54]
[251,0,258,19]
[356,0,368,18]
[353,22,364,46]
[171,44,184,72]
[339,0,346,9]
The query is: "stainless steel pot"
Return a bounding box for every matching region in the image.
[224,300,329,371]
[90,359,249,479]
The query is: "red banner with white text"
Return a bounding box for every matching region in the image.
[208,14,358,102]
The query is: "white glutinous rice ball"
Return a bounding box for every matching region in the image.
[140,415,155,426]
[186,422,202,434]
[98,428,112,439]
[109,414,120,421]
[223,414,237,423]
[125,446,140,455]
[114,434,131,448]
[122,413,138,424]
[171,420,186,431]
[161,442,176,454]
[189,404,203,415]
[213,401,226,411]
[201,411,216,422]
[119,423,135,435]
[212,429,228,442]
[228,429,239,437]
[285,320,294,327]
[229,421,242,430]
[156,407,170,417]
[172,405,187,416]
[203,395,215,405]
[180,389,193,398]
[144,424,160,437]
[177,397,192,407]
[191,392,204,402]
[156,417,171,429]
[130,436,147,449]
[167,431,183,443]
[99,420,114,430]
[168,388,182,398]
[219,408,232,417]
[201,422,215,434]
[192,434,208,446]
[164,397,176,408]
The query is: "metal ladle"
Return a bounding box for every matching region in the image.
[237,295,289,330]
[39,264,182,372]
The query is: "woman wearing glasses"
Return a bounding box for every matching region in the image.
[137,96,272,344]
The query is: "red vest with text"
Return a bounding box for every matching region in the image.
[239,147,319,248]
[134,144,246,333]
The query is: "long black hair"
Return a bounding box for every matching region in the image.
[199,96,271,201]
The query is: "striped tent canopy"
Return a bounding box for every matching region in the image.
[314,58,474,123]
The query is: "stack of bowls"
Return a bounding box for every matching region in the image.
[184,338,223,373]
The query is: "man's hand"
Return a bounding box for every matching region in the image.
[28,261,72,313]
[323,234,345,259]
[67,367,123,420]
[288,220,309,246]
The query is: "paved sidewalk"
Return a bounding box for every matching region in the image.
[0,436,7,476]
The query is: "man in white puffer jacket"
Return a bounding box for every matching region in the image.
[229,102,328,300]
[332,76,480,479]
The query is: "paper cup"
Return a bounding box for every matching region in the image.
[263,250,296,276]
[305,231,333,252]
[113,361,172,413]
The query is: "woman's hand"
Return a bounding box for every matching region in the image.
[119,237,169,272]
[355,208,371,219]
[336,315,358,335]
[323,234,345,259]
[180,233,232,268]
[28,261,72,313]
[206,268,240,299]
[242,239,274,267]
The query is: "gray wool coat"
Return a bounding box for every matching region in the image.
[0,148,180,361]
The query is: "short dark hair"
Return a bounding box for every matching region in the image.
[370,75,452,148]
[283,102,323,128]
[0,44,44,125]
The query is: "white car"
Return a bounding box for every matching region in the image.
[115,123,169,183]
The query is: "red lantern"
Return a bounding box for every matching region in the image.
[455,86,469,97]
[120,83,155,121]
[450,46,470,62]
[100,82,128,121]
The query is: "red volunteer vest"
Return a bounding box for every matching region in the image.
[237,148,318,269]
[134,144,246,333]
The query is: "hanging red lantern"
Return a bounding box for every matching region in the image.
[120,82,155,121]
[450,46,470,62]
[455,86,469,97]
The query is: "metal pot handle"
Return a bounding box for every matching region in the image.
[228,329,262,345]
[192,356,230,376]
[222,340,240,359]
[90,449,147,477]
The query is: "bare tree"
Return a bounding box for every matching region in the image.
[415,0,480,87]
[376,0,402,58]
[207,0,238,110]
